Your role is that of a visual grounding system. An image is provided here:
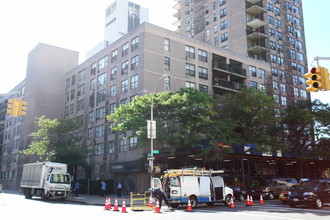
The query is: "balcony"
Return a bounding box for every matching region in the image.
[247,45,269,53]
[173,10,181,18]
[212,62,247,78]
[246,18,266,29]
[246,4,266,16]
[246,0,261,4]
[173,2,181,10]
[247,31,268,40]
[213,78,245,92]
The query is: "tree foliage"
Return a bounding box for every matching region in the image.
[282,99,330,158]
[21,116,88,168]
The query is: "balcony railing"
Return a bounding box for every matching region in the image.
[212,62,247,77]
[213,78,245,91]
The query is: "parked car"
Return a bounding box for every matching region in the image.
[0,183,2,193]
[279,184,298,204]
[287,179,330,209]
[249,178,298,200]
[228,185,246,202]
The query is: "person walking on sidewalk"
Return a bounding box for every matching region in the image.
[74,181,79,197]
[100,180,106,197]
[117,181,122,197]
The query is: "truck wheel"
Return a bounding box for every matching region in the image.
[24,192,32,199]
[314,198,322,209]
[224,195,231,206]
[189,196,198,208]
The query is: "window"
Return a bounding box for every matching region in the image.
[90,78,96,91]
[96,107,105,120]
[293,17,301,26]
[249,66,257,77]
[198,67,208,79]
[287,13,292,22]
[186,81,196,88]
[198,49,207,62]
[274,7,280,16]
[111,49,117,62]
[220,8,227,18]
[164,57,170,70]
[276,31,282,41]
[96,89,106,103]
[220,20,227,30]
[88,128,93,140]
[97,72,107,86]
[271,54,277,63]
[273,81,279,90]
[221,32,228,42]
[110,85,117,97]
[297,52,304,62]
[295,29,302,38]
[267,3,273,12]
[77,99,84,112]
[119,138,126,152]
[77,84,85,96]
[71,74,76,86]
[294,87,299,97]
[70,89,75,100]
[270,41,276,50]
[293,6,300,15]
[88,111,94,123]
[131,75,138,89]
[275,19,281,28]
[164,76,170,90]
[78,69,85,82]
[108,141,115,153]
[250,81,257,88]
[277,44,283,53]
[120,98,128,105]
[291,62,297,70]
[205,17,209,26]
[280,83,286,93]
[95,125,104,138]
[121,79,128,93]
[185,63,195,76]
[109,103,116,114]
[111,67,117,80]
[300,90,307,99]
[164,38,170,51]
[131,55,139,70]
[281,96,287,106]
[258,69,265,80]
[121,61,129,74]
[199,84,208,93]
[122,42,129,56]
[131,36,139,51]
[219,0,226,6]
[286,2,292,11]
[278,57,284,66]
[213,13,217,22]
[214,25,218,33]
[292,75,298,84]
[298,64,305,74]
[268,15,274,24]
[91,62,97,75]
[95,143,104,155]
[273,94,280,104]
[296,41,303,50]
[129,136,137,150]
[185,45,195,59]
[269,28,275,37]
[98,56,108,70]
[279,70,285,79]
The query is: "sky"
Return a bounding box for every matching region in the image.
[0,0,329,103]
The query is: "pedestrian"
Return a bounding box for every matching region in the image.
[152,188,168,209]
[100,180,106,197]
[117,181,122,197]
[74,181,79,197]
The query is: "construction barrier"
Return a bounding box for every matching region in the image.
[130,191,154,211]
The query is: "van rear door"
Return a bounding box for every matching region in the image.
[211,176,224,201]
[199,176,211,202]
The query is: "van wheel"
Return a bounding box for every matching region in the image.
[224,195,231,206]
[314,198,322,209]
[189,196,198,208]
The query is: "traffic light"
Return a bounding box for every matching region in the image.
[6,98,19,116]
[18,99,28,116]
[304,66,322,92]
[320,66,330,91]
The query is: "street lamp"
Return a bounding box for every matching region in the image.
[148,74,168,189]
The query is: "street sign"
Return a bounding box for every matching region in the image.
[147,120,156,139]
[147,150,160,157]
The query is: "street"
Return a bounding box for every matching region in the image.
[1,191,330,220]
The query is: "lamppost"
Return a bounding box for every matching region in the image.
[148,74,167,189]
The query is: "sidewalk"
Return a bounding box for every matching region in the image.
[67,194,131,206]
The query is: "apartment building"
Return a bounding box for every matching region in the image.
[0,43,78,189]
[64,22,270,192]
[174,0,310,108]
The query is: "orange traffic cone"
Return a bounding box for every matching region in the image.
[121,200,127,213]
[229,196,235,208]
[250,195,254,206]
[259,194,264,205]
[104,197,111,210]
[155,199,161,213]
[113,198,119,211]
[245,195,250,206]
[148,195,153,207]
[186,198,192,211]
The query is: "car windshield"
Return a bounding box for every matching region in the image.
[295,181,319,190]
[50,174,70,184]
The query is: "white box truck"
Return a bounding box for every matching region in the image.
[20,162,71,199]
[153,168,233,208]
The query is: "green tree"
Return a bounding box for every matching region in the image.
[21,116,88,176]
[107,88,233,165]
[282,99,330,158]
[217,88,285,187]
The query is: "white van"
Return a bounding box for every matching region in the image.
[153,168,233,208]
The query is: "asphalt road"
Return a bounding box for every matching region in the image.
[1,192,330,220]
